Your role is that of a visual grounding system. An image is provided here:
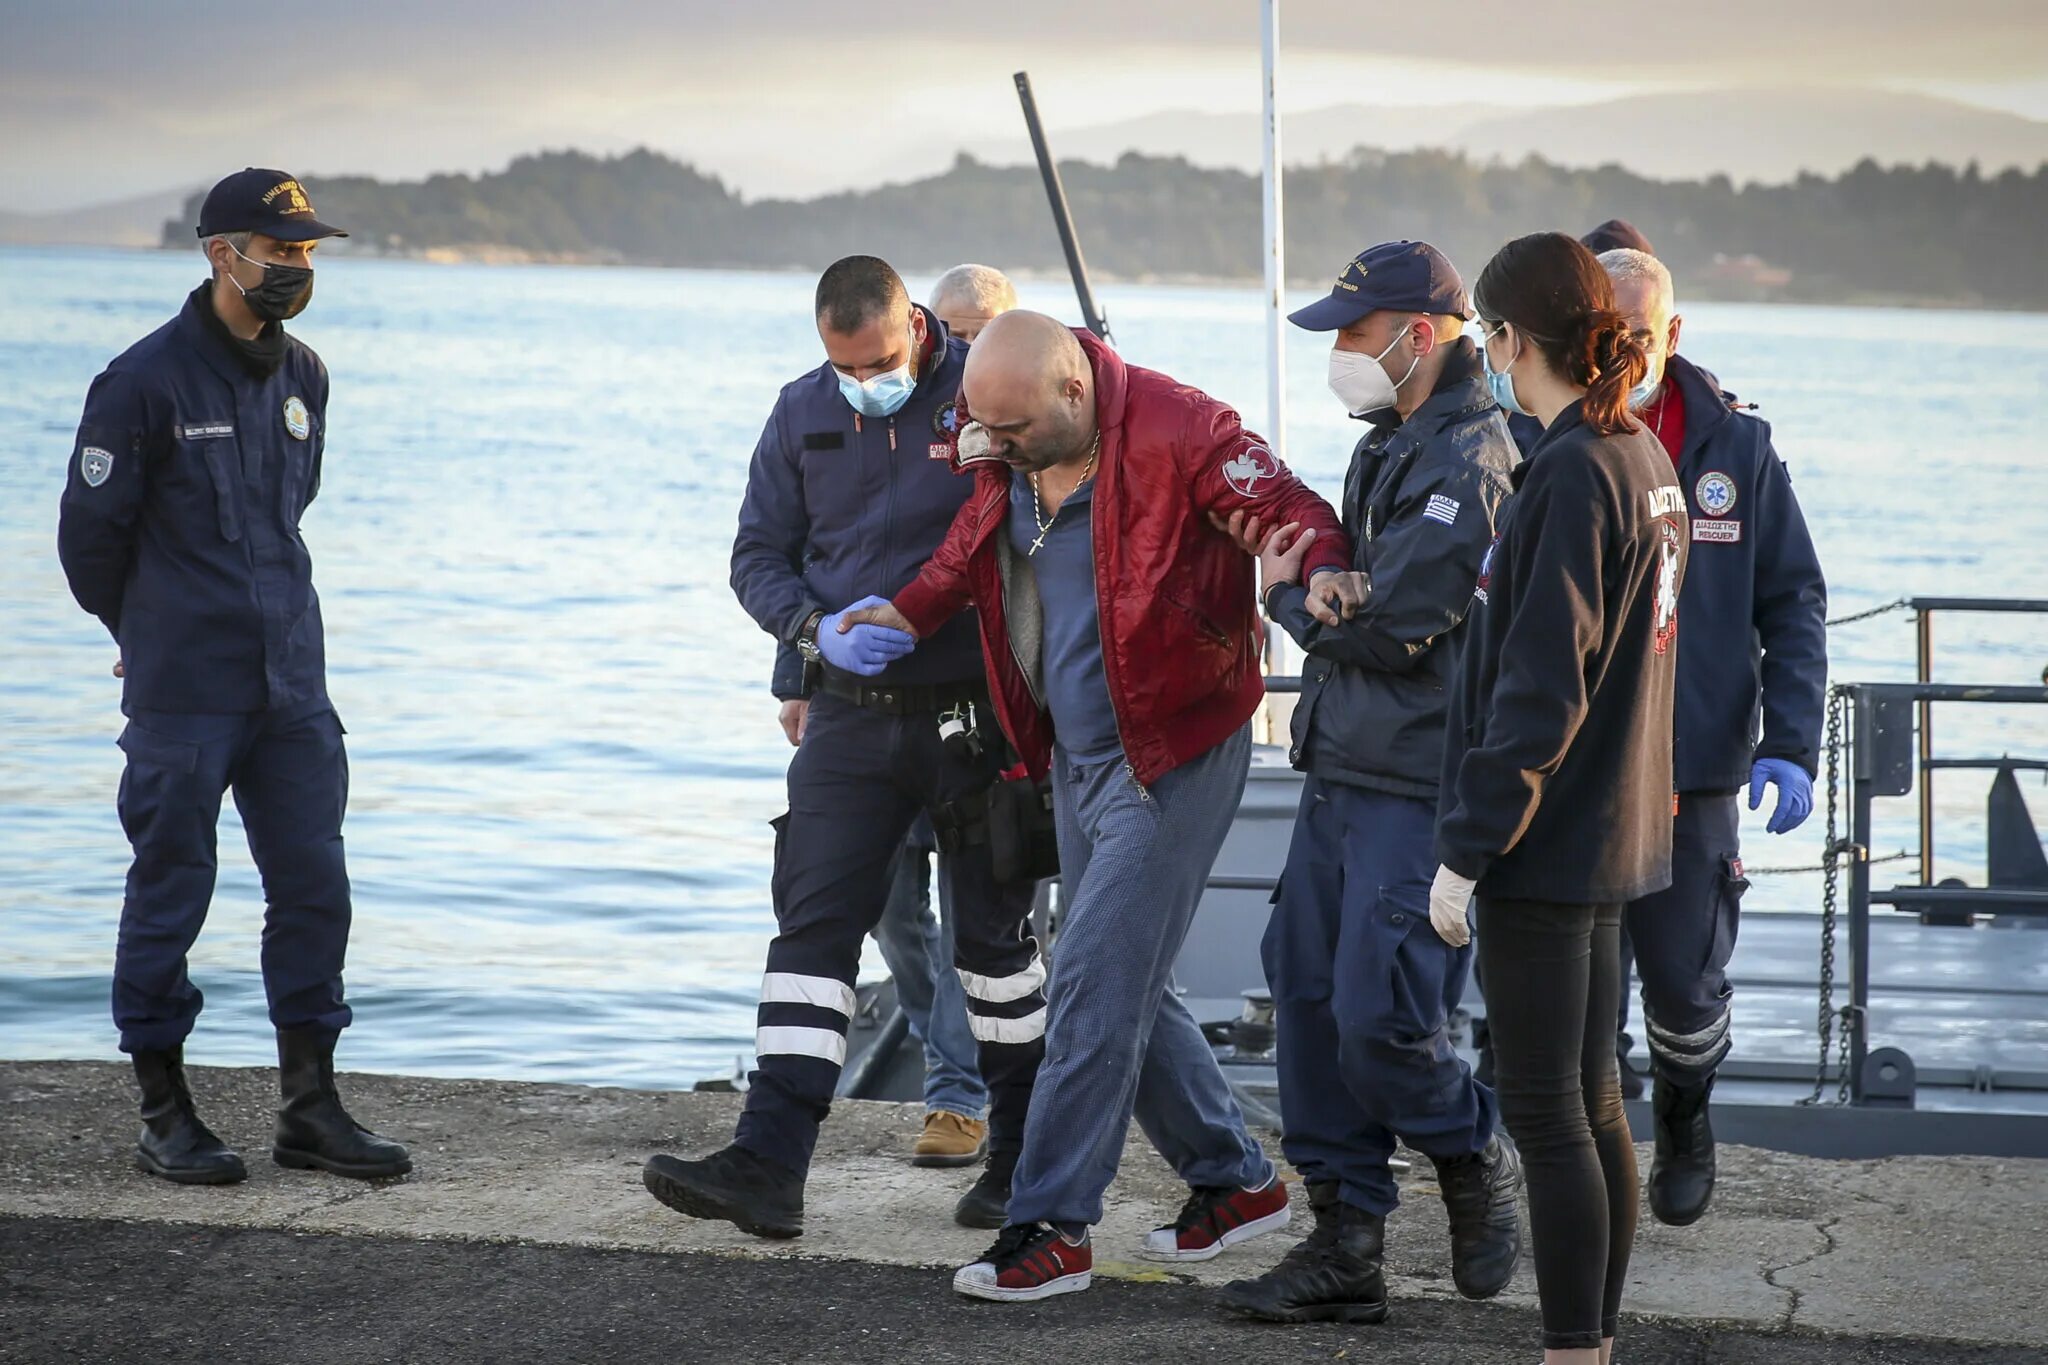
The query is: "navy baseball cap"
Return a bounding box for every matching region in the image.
[1288,240,1469,332]
[1582,218,1653,256]
[194,168,347,242]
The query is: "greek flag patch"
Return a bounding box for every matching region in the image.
[1423,493,1461,526]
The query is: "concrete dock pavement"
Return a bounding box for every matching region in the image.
[3,1059,2045,1363]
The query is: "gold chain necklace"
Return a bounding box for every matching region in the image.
[1027,433,1100,556]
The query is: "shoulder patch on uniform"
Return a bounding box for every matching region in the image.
[79,446,114,487]
[1221,440,1281,499]
[1695,471,1738,517]
[1423,493,1460,525]
[282,396,310,441]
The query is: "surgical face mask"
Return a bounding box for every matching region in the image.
[1327,330,1420,417]
[226,241,314,322]
[1480,323,1530,418]
[1628,351,1666,411]
[837,362,916,417]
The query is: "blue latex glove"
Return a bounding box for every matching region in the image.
[818,595,916,677]
[1749,758,1814,835]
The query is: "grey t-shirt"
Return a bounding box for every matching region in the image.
[1008,471,1123,762]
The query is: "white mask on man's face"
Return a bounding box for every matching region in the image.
[1327,329,1420,417]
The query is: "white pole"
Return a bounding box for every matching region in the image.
[1260,0,1285,461]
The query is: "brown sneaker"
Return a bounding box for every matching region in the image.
[912,1111,988,1168]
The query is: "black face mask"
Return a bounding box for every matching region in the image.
[227,243,315,322]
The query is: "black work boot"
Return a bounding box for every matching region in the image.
[1218,1181,1388,1324]
[272,1028,412,1179]
[1648,1074,1716,1226]
[954,1144,1017,1230]
[131,1048,247,1185]
[643,1144,804,1239]
[1433,1133,1524,1299]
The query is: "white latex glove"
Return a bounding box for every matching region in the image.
[1427,865,1477,947]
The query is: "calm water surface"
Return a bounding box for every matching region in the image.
[2,247,2044,1087]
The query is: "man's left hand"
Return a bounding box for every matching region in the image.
[1749,758,1814,834]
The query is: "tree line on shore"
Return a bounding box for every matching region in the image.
[164,145,2048,309]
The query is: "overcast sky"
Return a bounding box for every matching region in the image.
[4,0,2046,211]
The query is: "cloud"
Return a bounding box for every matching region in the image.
[3,0,2044,210]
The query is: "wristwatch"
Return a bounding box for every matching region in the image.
[796,609,827,664]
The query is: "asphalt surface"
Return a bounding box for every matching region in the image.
[2,1216,2032,1365]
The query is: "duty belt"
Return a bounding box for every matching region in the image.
[819,668,987,716]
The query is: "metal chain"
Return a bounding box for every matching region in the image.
[1801,686,1855,1106]
[1825,597,1912,628]
[1744,849,1914,877]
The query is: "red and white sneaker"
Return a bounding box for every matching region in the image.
[953,1222,1093,1302]
[1141,1175,1292,1262]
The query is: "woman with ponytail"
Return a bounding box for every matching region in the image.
[1429,232,1691,1362]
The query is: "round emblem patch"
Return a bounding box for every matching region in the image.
[932,400,962,439]
[1695,471,1737,517]
[283,396,310,441]
[80,446,115,488]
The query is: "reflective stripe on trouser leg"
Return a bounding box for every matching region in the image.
[960,957,1048,1043]
[943,839,1045,1156]
[1627,793,1744,1086]
[736,698,925,1177]
[1645,1006,1730,1081]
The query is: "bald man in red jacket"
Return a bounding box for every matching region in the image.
[844,311,1349,1303]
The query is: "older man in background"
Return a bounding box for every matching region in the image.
[1596,246,1827,1227]
[929,264,1019,343]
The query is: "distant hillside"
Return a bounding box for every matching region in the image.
[159,146,2048,310]
[1,185,200,247]
[1017,87,2048,185]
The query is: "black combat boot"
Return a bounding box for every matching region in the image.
[131,1048,247,1185]
[954,1144,1017,1230]
[1648,1073,1716,1226]
[1433,1133,1524,1299]
[1218,1181,1388,1324]
[643,1144,804,1238]
[272,1028,412,1178]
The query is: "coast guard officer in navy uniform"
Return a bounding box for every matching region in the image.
[1218,243,1525,1325]
[642,256,1045,1239]
[1595,246,1827,1226]
[57,169,409,1186]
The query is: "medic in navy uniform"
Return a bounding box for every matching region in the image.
[642,256,1045,1239]
[57,169,409,1185]
[1594,246,1827,1226]
[1217,243,1524,1325]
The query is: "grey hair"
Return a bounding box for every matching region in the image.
[1596,247,1676,314]
[199,230,254,259]
[929,263,1018,316]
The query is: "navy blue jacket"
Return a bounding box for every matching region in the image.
[730,306,981,685]
[1271,340,1520,799]
[58,286,331,717]
[1438,403,1688,903]
[1657,354,1827,790]
[1512,358,1829,790]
